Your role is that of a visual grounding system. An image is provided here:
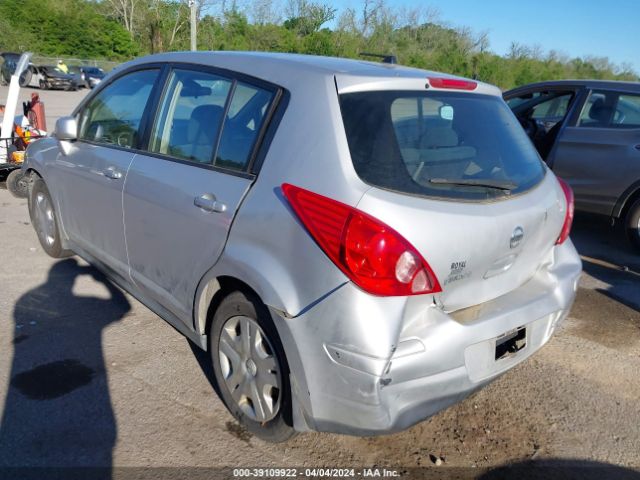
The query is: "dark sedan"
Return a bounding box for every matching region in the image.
[0,52,31,86]
[80,66,105,88]
[505,80,640,250]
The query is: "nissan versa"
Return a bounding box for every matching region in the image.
[21,52,581,442]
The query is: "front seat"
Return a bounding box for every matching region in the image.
[584,98,614,127]
[419,127,475,179]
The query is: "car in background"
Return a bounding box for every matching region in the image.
[0,52,31,86]
[67,65,87,88]
[34,65,78,91]
[80,66,105,88]
[22,52,581,441]
[505,80,640,250]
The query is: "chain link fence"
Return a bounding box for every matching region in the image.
[30,55,123,72]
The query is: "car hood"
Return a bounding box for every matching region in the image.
[45,70,73,79]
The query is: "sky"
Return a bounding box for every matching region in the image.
[331,0,640,73]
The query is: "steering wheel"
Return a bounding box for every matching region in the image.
[101,127,134,147]
[116,130,133,147]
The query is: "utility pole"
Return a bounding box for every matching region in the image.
[189,0,197,51]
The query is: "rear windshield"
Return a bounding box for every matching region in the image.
[339,91,545,201]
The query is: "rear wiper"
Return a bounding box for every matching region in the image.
[429,178,517,191]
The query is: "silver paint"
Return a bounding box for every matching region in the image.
[23,52,582,436]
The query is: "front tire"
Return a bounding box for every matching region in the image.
[28,178,72,258]
[19,68,32,87]
[6,169,29,198]
[39,79,48,90]
[210,290,296,443]
[625,198,640,251]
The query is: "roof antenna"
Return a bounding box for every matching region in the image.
[359,52,397,65]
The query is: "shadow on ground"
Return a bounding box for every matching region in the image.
[0,258,130,480]
[475,459,640,480]
[396,459,640,480]
[570,213,640,312]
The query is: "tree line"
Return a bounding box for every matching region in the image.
[0,0,636,89]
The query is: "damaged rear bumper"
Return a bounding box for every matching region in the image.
[271,240,581,435]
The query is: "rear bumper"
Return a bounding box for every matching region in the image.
[272,240,581,435]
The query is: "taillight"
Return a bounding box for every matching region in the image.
[556,177,574,245]
[428,77,477,91]
[282,184,442,296]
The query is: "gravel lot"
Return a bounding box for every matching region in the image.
[0,87,639,479]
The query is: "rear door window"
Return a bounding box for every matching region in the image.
[340,91,545,201]
[215,83,275,171]
[149,69,232,164]
[578,90,640,129]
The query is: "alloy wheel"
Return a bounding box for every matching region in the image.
[217,315,282,423]
[34,192,56,247]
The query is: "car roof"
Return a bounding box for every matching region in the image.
[505,79,640,95]
[121,51,501,96]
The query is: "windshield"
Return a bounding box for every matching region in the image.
[339,91,545,201]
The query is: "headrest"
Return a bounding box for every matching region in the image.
[187,105,224,143]
[421,127,459,148]
[588,98,613,124]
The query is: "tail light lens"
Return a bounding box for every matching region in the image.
[282,184,442,296]
[556,177,574,245]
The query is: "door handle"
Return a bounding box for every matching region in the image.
[103,167,123,180]
[634,144,640,151]
[194,193,227,213]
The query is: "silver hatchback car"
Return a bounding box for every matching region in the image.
[22,52,581,442]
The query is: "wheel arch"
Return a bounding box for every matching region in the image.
[25,166,42,179]
[613,180,640,221]
[194,272,314,432]
[195,275,263,338]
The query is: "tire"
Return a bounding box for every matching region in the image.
[625,198,640,251]
[210,290,296,443]
[39,79,49,90]
[19,68,32,87]
[6,169,29,198]
[28,178,72,258]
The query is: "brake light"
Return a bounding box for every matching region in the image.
[428,77,477,91]
[282,184,442,296]
[556,178,574,245]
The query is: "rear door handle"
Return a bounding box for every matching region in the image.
[194,193,227,213]
[103,167,123,180]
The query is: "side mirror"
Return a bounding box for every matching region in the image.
[55,116,78,141]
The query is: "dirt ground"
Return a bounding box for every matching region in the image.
[0,87,639,479]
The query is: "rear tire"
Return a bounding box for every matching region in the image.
[39,79,48,90]
[209,290,296,443]
[6,169,29,198]
[625,198,640,251]
[28,178,72,258]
